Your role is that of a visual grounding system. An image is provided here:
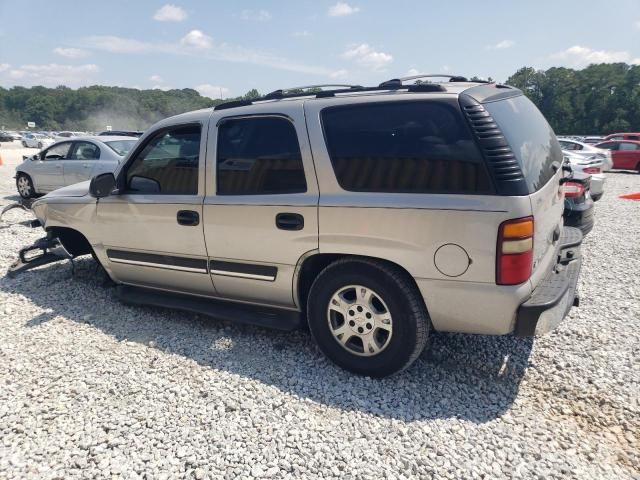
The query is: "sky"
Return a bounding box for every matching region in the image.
[1,0,640,99]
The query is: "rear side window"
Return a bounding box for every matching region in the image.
[321,101,493,194]
[217,116,306,195]
[485,95,562,192]
[619,142,640,151]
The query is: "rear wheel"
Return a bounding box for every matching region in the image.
[307,258,430,377]
[21,141,27,147]
[16,173,35,198]
[37,142,43,149]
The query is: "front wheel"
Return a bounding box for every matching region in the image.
[21,141,27,147]
[37,142,43,149]
[307,258,430,378]
[16,173,35,198]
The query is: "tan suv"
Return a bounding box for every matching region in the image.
[12,75,583,377]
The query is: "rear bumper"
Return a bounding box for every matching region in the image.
[563,198,594,235]
[514,227,583,336]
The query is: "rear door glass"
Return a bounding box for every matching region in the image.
[484,95,562,193]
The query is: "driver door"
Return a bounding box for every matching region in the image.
[32,141,72,191]
[95,122,215,296]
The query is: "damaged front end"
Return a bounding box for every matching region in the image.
[1,199,74,277]
[8,234,74,278]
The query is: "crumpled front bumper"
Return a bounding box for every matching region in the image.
[7,234,73,278]
[514,227,583,336]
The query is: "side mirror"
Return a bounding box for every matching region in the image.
[89,172,117,198]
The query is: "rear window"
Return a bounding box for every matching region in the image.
[484,95,562,192]
[321,100,493,194]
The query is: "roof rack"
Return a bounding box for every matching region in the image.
[213,76,463,111]
[379,74,493,88]
[263,84,363,100]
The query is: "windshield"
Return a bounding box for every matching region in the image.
[105,139,137,156]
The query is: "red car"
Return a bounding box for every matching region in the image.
[603,132,640,142]
[595,140,640,171]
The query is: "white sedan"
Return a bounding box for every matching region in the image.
[21,133,55,149]
[558,138,613,171]
[15,136,138,198]
[563,151,606,201]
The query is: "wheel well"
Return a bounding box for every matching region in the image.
[47,227,92,257]
[296,253,422,313]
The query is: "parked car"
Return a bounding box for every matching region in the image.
[562,171,594,236]
[562,151,605,201]
[14,136,138,198]
[603,132,640,142]
[582,136,605,145]
[8,131,23,140]
[557,138,612,170]
[21,133,55,149]
[595,140,640,172]
[98,130,144,137]
[17,78,583,377]
[0,131,14,142]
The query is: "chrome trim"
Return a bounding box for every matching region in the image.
[211,269,276,281]
[110,257,208,274]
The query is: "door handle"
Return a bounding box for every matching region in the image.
[177,210,200,226]
[276,213,304,231]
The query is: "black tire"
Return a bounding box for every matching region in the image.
[16,173,35,199]
[307,258,430,378]
[21,141,27,147]
[37,142,43,149]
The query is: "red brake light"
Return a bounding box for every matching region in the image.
[561,181,585,198]
[496,216,534,286]
[582,167,601,174]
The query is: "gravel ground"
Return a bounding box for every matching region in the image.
[0,163,638,480]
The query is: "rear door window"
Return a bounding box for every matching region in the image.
[69,141,100,160]
[484,95,562,192]
[216,116,306,195]
[619,142,640,151]
[321,100,493,194]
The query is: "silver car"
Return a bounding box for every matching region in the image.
[15,136,138,198]
[13,76,584,377]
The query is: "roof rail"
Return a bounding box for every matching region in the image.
[264,84,363,100]
[380,74,492,85]
[213,79,452,111]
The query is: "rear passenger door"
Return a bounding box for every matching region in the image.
[203,107,319,308]
[64,141,101,185]
[616,142,640,169]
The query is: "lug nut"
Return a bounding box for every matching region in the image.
[357,306,363,312]
[366,323,372,329]
[365,312,372,319]
[349,320,355,327]
[348,310,354,316]
[357,327,364,333]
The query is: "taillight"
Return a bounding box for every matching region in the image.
[497,216,534,285]
[561,181,585,198]
[582,167,601,174]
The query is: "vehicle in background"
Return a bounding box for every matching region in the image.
[562,151,605,201]
[15,136,138,198]
[55,131,86,140]
[595,140,640,172]
[562,171,594,236]
[582,136,605,145]
[603,132,640,142]
[98,130,144,137]
[21,77,584,377]
[557,137,612,170]
[0,131,15,142]
[22,133,55,149]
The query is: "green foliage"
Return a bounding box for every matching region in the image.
[0,85,261,131]
[3,63,640,134]
[506,63,640,134]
